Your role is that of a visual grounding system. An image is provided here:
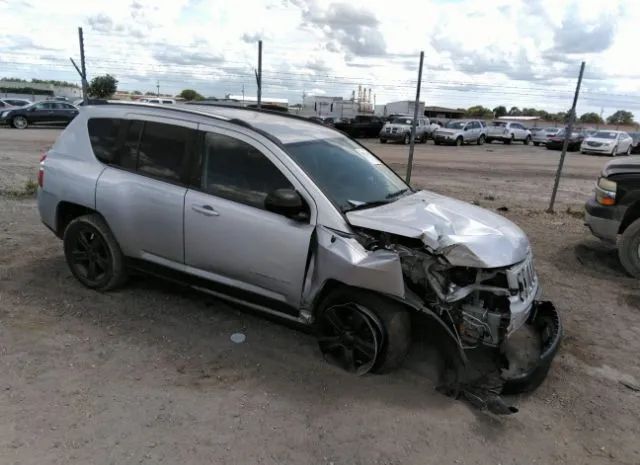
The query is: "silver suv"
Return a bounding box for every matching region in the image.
[433,120,487,146]
[38,104,560,402]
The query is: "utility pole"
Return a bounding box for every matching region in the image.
[78,27,88,104]
[406,51,424,184]
[257,40,262,109]
[242,83,245,105]
[156,80,160,97]
[547,61,586,213]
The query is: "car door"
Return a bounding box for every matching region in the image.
[95,117,196,265]
[464,121,476,142]
[184,125,315,310]
[57,103,79,123]
[620,133,632,152]
[29,102,55,124]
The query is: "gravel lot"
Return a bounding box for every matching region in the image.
[1,127,639,465]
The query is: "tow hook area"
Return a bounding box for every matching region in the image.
[437,301,562,415]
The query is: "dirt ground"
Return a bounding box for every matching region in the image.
[1,127,639,465]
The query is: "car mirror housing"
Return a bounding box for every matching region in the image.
[264,188,308,220]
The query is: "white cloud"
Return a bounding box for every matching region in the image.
[1,0,639,118]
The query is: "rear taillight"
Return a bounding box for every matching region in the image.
[38,153,47,188]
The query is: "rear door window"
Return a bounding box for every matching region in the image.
[88,118,123,164]
[136,121,192,182]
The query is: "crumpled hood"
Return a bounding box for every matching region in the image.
[585,137,615,144]
[384,123,410,131]
[346,190,530,268]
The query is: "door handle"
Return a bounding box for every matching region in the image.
[192,204,219,216]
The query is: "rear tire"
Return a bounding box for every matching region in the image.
[12,116,28,129]
[505,135,513,144]
[434,140,441,145]
[626,146,631,156]
[533,142,539,146]
[477,135,485,145]
[619,218,640,278]
[316,288,411,374]
[380,139,387,144]
[63,214,128,291]
[524,135,531,145]
[403,133,410,145]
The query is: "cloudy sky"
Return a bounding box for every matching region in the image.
[1,0,639,117]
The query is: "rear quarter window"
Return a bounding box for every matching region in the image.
[88,118,122,164]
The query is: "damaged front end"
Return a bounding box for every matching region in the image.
[305,219,561,414]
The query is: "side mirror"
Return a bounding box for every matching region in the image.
[464,127,469,131]
[265,188,308,220]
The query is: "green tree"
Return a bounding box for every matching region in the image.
[579,112,604,124]
[493,105,507,118]
[465,105,493,118]
[606,110,634,125]
[88,74,118,98]
[132,90,142,95]
[178,89,204,101]
[508,106,521,116]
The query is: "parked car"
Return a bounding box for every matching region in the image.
[379,116,429,144]
[627,132,640,154]
[433,120,487,146]
[531,127,561,146]
[486,121,532,144]
[37,103,560,402]
[140,98,176,104]
[0,101,79,129]
[581,130,634,156]
[545,129,585,151]
[334,115,385,138]
[0,98,31,108]
[585,156,640,277]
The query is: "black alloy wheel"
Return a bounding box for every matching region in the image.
[317,303,380,375]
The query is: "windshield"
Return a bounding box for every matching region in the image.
[446,121,466,129]
[391,117,413,125]
[284,137,409,212]
[592,131,618,139]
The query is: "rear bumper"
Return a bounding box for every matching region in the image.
[501,300,562,394]
[486,134,509,141]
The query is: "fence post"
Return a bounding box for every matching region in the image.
[406,51,424,184]
[547,61,585,213]
[257,40,262,109]
[78,27,88,104]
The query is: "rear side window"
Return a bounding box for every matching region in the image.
[136,122,191,182]
[199,132,293,210]
[88,118,122,164]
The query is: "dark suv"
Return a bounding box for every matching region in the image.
[585,156,640,277]
[334,115,385,138]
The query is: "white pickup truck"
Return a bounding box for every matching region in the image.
[486,121,532,144]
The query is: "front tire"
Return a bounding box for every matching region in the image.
[626,146,631,156]
[12,116,28,129]
[455,136,463,147]
[619,218,640,278]
[63,214,127,291]
[505,135,513,144]
[533,142,540,146]
[524,135,531,145]
[316,288,411,374]
[477,134,485,145]
[403,133,410,145]
[611,145,618,157]
[379,138,387,144]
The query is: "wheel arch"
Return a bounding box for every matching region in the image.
[55,201,100,238]
[310,280,467,364]
[619,200,640,234]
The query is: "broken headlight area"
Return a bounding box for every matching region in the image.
[393,244,536,350]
